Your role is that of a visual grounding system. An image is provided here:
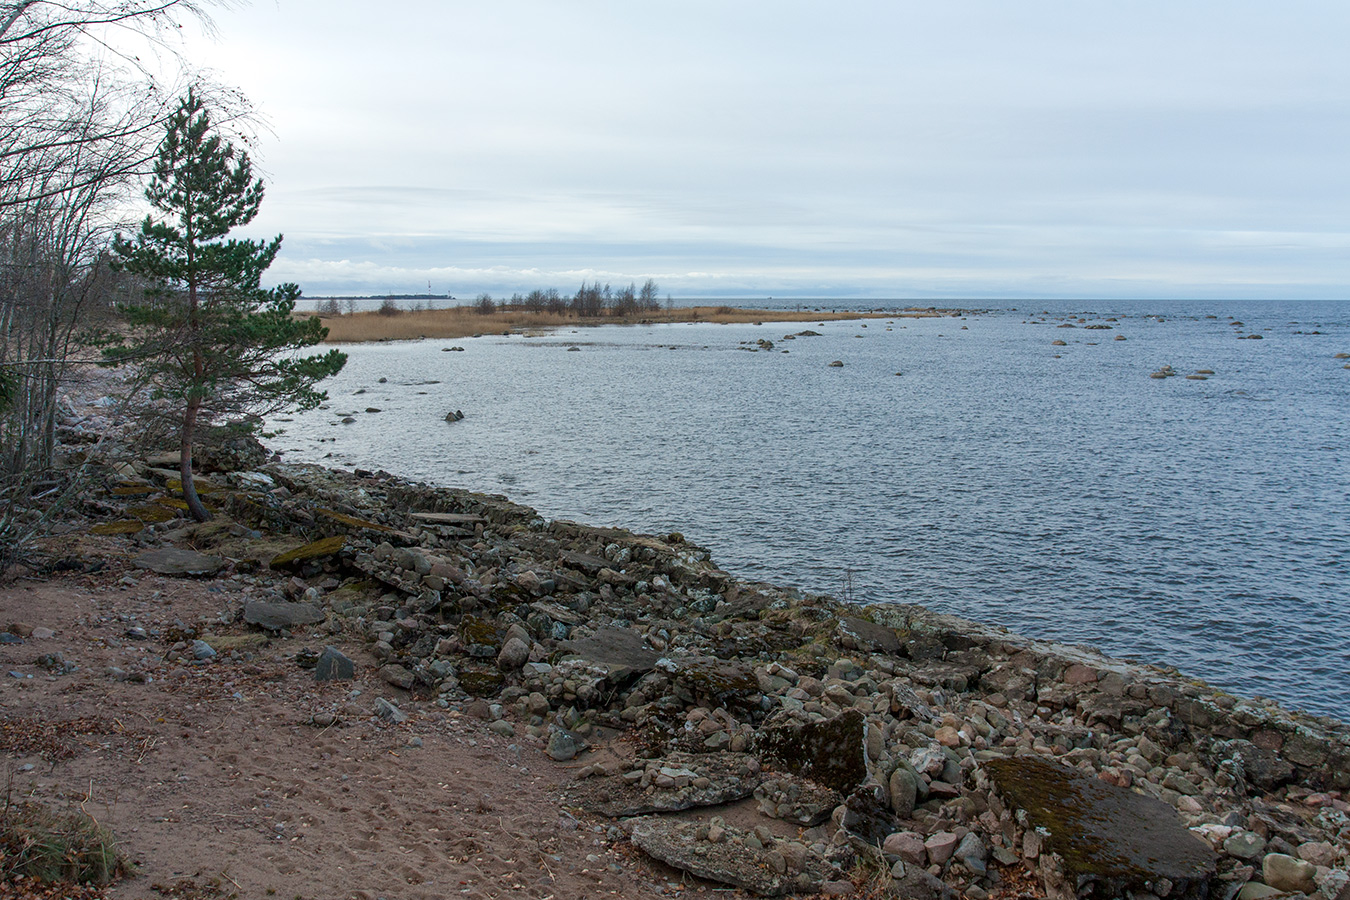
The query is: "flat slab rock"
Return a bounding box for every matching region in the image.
[559,625,660,682]
[132,548,225,576]
[564,751,762,817]
[986,756,1217,900]
[754,708,867,793]
[628,817,836,897]
[243,600,326,631]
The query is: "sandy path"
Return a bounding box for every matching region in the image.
[0,568,679,900]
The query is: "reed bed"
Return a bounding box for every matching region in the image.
[310,305,938,343]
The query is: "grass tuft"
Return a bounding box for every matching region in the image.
[0,800,129,886]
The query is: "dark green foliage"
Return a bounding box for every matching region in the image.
[100,91,345,520]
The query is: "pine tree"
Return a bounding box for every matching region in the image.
[103,90,346,521]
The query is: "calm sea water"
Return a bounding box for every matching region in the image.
[268,299,1350,720]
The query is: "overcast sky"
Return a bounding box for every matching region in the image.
[175,2,1350,300]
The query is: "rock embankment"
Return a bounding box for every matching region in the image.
[81,456,1350,900]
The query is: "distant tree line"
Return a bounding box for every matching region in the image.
[476,279,663,317]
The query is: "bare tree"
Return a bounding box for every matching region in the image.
[0,0,227,570]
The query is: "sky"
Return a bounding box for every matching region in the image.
[171,1,1350,300]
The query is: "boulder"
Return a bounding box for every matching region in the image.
[628,817,835,896]
[315,646,355,681]
[985,756,1216,900]
[1262,853,1316,895]
[243,600,326,631]
[559,626,660,683]
[133,548,225,576]
[756,708,867,793]
[566,752,761,817]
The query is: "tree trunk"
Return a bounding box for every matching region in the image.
[179,395,210,522]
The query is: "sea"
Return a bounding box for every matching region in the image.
[269,298,1350,721]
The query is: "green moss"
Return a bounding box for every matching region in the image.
[269,535,346,567]
[459,615,500,648]
[315,507,397,533]
[985,756,1215,896]
[458,665,504,697]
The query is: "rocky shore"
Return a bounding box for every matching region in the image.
[28,427,1348,900]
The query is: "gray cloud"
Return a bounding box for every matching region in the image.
[181,1,1350,298]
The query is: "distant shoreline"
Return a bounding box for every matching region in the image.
[304,304,968,343]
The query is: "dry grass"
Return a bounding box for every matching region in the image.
[310,304,951,343]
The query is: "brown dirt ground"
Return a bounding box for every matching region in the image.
[0,556,719,900]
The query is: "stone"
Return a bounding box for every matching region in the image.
[558,626,660,683]
[889,765,919,818]
[378,663,415,690]
[190,639,216,660]
[985,756,1216,900]
[925,832,959,865]
[1263,853,1317,895]
[30,627,56,640]
[883,831,928,866]
[1211,739,1296,791]
[497,637,530,671]
[569,752,762,817]
[628,816,834,896]
[954,832,987,875]
[373,697,407,723]
[1295,842,1336,869]
[489,720,515,738]
[133,548,225,576]
[890,868,959,900]
[1236,884,1285,900]
[269,535,347,567]
[243,600,326,631]
[836,616,901,653]
[840,785,897,843]
[547,726,581,761]
[755,708,867,793]
[1223,831,1266,861]
[314,646,355,681]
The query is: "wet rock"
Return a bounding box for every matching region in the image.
[133,548,225,576]
[567,752,761,817]
[243,600,326,631]
[756,708,866,793]
[1262,853,1317,894]
[315,646,355,681]
[985,756,1216,900]
[628,816,835,896]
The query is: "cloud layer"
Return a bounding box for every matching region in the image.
[178,1,1350,299]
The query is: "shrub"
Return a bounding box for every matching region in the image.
[377,298,402,316]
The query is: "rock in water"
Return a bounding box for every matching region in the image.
[985,756,1216,900]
